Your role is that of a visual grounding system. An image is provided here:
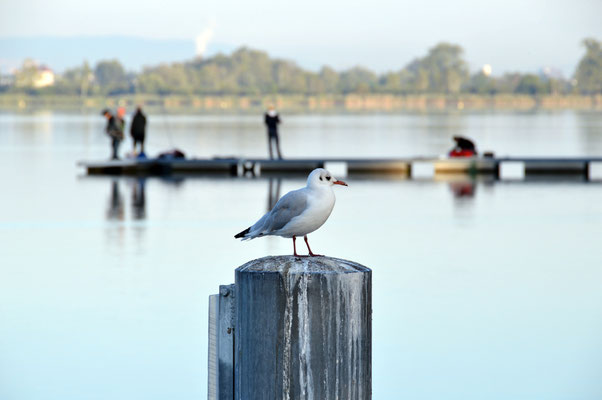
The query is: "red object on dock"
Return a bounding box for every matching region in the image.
[448,149,476,158]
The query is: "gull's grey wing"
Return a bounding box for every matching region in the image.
[262,189,308,233]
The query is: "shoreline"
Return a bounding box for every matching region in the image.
[1,94,601,113]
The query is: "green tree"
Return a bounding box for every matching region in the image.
[405,43,469,93]
[270,59,307,94]
[466,72,496,94]
[379,72,402,93]
[136,71,168,94]
[58,61,93,95]
[94,60,129,95]
[515,74,549,95]
[319,67,339,93]
[495,73,522,93]
[338,67,377,94]
[574,38,602,94]
[307,73,325,95]
[14,59,40,88]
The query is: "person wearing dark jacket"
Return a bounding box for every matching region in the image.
[448,136,477,157]
[130,107,147,154]
[102,109,124,160]
[264,105,282,159]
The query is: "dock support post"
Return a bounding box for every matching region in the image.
[235,256,371,399]
[210,256,371,400]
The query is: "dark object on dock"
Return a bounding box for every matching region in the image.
[449,136,477,157]
[208,256,372,400]
[157,148,185,159]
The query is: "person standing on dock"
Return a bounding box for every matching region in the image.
[102,109,124,160]
[130,106,147,156]
[264,105,283,160]
[116,107,126,133]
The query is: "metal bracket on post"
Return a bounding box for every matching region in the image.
[208,284,236,400]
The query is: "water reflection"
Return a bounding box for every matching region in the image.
[449,179,476,198]
[131,179,146,220]
[106,180,125,221]
[267,178,282,211]
[577,111,602,155]
[105,178,147,221]
[446,175,501,201]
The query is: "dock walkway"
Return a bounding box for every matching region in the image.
[79,156,602,179]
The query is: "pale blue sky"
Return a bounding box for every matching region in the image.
[1,0,601,75]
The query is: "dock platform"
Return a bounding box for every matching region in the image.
[79,156,602,179]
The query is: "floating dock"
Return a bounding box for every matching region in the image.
[79,158,415,176]
[79,156,602,179]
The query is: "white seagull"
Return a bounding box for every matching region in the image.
[234,168,348,256]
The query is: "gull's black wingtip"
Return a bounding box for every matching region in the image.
[234,227,251,239]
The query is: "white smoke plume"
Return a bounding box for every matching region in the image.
[195,20,216,58]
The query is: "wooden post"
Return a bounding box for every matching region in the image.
[234,256,371,400]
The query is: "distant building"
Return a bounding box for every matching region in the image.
[14,59,56,88]
[33,66,55,88]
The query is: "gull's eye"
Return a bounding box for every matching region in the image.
[326,176,331,180]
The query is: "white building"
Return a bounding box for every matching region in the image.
[33,66,55,88]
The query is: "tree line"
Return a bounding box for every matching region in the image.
[4,38,602,96]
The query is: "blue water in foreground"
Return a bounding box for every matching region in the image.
[0,111,601,399]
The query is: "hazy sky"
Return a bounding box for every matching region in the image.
[1,0,601,75]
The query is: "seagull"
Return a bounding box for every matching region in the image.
[234,168,348,256]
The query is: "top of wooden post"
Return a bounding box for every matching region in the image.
[236,255,370,275]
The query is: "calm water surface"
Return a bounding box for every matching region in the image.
[1,111,602,400]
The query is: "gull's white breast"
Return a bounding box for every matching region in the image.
[276,188,335,238]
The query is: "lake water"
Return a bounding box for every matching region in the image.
[1,111,601,400]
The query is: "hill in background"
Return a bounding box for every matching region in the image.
[0,36,234,73]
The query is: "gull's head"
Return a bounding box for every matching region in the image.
[307,168,348,189]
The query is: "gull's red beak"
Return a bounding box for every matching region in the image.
[333,180,348,186]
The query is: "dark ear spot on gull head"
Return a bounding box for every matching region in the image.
[308,168,348,187]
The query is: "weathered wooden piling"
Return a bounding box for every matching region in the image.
[237,256,371,400]
[209,255,372,400]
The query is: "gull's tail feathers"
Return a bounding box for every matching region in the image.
[234,227,251,240]
[235,212,271,241]
[234,225,268,241]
